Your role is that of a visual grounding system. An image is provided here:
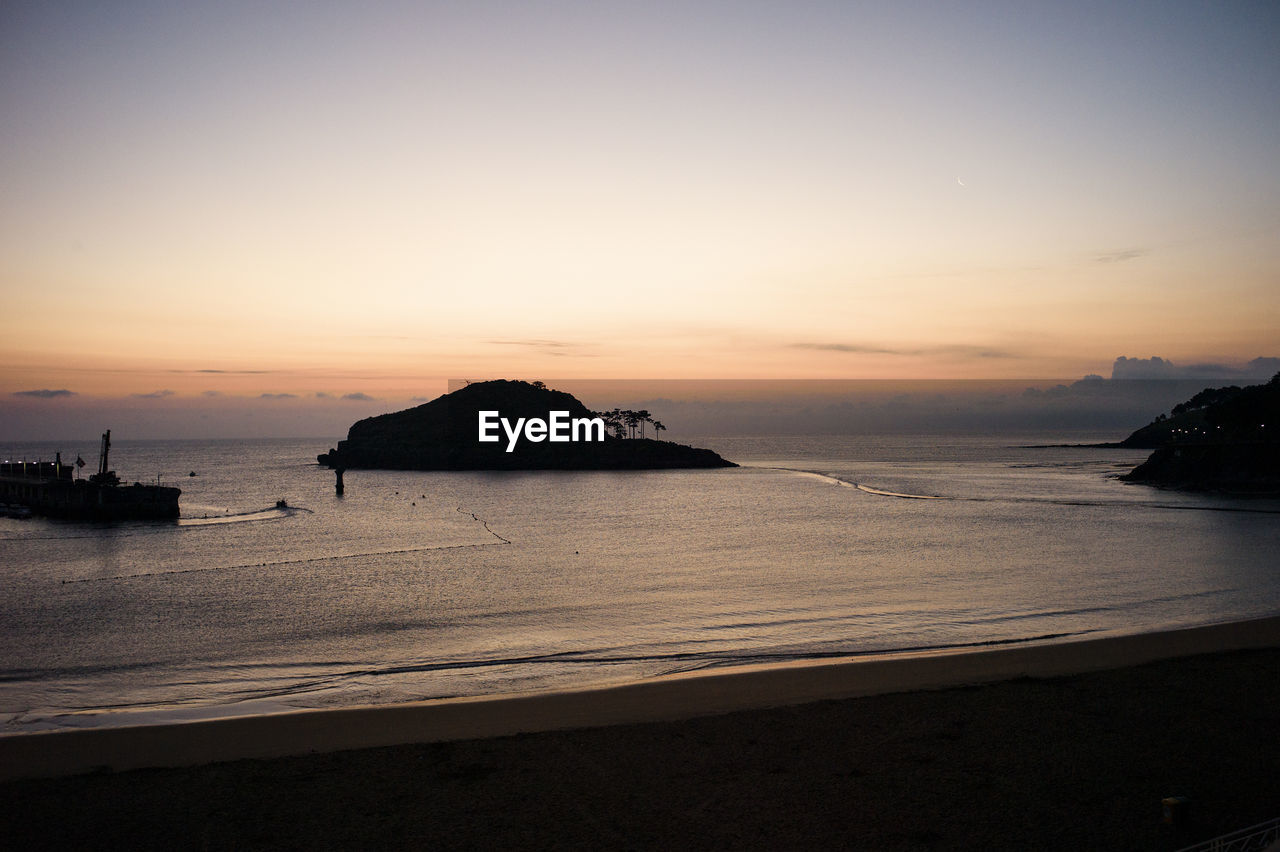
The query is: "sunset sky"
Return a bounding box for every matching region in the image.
[3,1,1278,437]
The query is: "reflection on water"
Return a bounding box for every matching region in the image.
[1,435,1278,732]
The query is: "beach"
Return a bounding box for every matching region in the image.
[3,617,1278,849]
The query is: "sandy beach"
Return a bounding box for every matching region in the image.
[3,616,1279,849]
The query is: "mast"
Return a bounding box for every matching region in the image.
[98,430,111,478]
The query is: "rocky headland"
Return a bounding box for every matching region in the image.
[318,380,736,471]
[1120,372,1280,492]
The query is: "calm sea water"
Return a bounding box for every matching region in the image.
[2,434,1278,733]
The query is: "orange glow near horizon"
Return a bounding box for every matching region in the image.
[2,3,1277,436]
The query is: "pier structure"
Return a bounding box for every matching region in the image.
[0,433,180,520]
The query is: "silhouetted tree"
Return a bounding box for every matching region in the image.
[592,407,668,440]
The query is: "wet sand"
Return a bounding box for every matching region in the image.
[3,617,1279,849]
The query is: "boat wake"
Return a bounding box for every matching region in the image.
[770,467,1280,514]
[764,467,946,499]
[760,468,854,489]
[60,506,513,584]
[854,484,948,500]
[179,504,314,526]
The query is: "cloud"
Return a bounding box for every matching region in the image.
[202,390,222,397]
[1246,357,1280,377]
[488,339,577,356]
[13,388,77,399]
[1093,248,1148,264]
[170,369,274,374]
[1111,356,1279,381]
[792,343,906,355]
[315,391,333,398]
[132,389,176,399]
[489,339,572,348]
[623,379,1201,436]
[792,342,1014,359]
[1111,355,1176,379]
[259,392,298,399]
[342,392,375,401]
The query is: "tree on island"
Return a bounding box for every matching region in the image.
[591,407,663,440]
[606,408,626,438]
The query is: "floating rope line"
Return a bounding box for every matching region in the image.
[457,505,512,544]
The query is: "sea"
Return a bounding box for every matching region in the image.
[2,434,1278,734]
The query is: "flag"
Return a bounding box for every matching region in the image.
[76,456,86,468]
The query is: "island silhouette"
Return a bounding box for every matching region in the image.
[318,380,735,471]
[1121,372,1280,492]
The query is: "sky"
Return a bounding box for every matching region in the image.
[2,1,1278,437]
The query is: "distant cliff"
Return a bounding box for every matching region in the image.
[1120,373,1280,492]
[318,380,736,471]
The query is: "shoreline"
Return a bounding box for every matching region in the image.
[4,614,1279,782]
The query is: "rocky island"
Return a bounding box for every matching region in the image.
[1120,372,1280,492]
[318,380,736,471]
